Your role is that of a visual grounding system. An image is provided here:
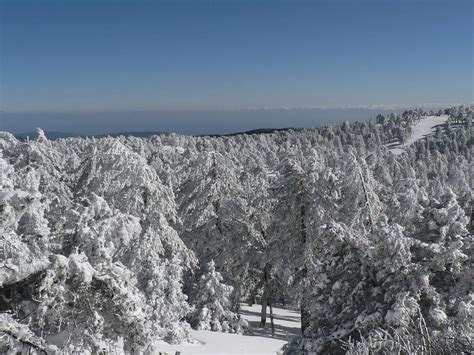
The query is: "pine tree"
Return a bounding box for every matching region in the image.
[190,261,247,333]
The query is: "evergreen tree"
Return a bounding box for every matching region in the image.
[190,261,247,333]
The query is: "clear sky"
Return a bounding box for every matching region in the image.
[0,0,472,134]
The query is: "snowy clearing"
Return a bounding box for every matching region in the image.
[153,304,301,354]
[388,115,448,155]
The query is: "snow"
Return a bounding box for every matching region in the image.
[68,252,96,284]
[152,304,301,354]
[0,258,50,287]
[161,145,186,154]
[0,190,30,202]
[388,115,448,155]
[429,307,447,324]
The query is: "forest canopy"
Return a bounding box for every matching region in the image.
[0,106,472,353]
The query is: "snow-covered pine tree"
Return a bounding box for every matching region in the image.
[190,260,247,333]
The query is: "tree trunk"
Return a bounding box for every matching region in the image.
[260,291,267,327]
[300,266,311,335]
[357,164,374,232]
[260,265,271,328]
[299,196,310,335]
[301,303,311,335]
[268,292,275,336]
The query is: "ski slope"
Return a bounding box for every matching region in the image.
[152,304,301,354]
[388,115,448,155]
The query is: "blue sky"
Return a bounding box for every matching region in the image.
[0,0,472,134]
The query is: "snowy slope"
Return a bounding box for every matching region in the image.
[152,304,301,354]
[388,115,448,155]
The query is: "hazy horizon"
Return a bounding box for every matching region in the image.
[0,106,449,136]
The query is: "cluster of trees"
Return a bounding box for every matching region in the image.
[0,106,472,353]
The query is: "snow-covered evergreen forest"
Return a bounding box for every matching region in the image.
[1,105,472,354]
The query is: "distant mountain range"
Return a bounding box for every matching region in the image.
[14,128,299,140]
[204,127,301,137]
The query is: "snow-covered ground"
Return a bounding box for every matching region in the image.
[153,304,301,354]
[388,115,448,155]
